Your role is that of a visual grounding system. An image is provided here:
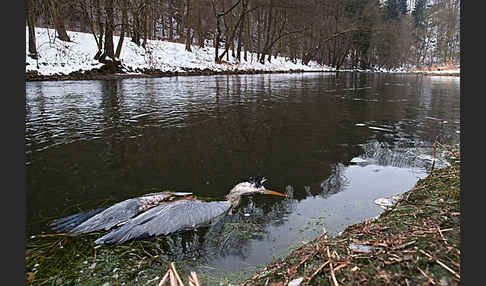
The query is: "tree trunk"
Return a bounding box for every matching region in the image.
[196,2,204,48]
[215,32,220,62]
[142,1,148,48]
[236,20,243,62]
[212,0,222,63]
[131,2,141,46]
[168,11,174,41]
[147,1,153,40]
[245,6,252,62]
[102,0,115,60]
[115,0,128,58]
[260,3,273,64]
[49,0,71,42]
[94,0,104,59]
[27,0,38,59]
[185,0,192,51]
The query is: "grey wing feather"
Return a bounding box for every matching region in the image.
[68,192,172,235]
[94,200,231,245]
[49,207,107,233]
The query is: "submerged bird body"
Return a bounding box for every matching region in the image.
[49,177,287,245]
[95,199,231,245]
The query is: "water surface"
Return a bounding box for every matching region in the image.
[25,72,460,282]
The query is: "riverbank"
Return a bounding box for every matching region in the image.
[409,62,460,77]
[25,27,334,82]
[241,152,460,285]
[25,66,332,82]
[26,66,459,82]
[27,27,460,82]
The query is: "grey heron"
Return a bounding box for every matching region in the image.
[49,176,288,245]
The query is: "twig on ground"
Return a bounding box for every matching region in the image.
[137,256,146,269]
[158,270,170,286]
[190,271,201,286]
[306,261,329,284]
[169,269,177,286]
[431,142,437,172]
[392,240,416,250]
[170,263,184,286]
[419,249,460,280]
[327,247,339,286]
[436,142,460,159]
[416,266,436,285]
[437,227,448,245]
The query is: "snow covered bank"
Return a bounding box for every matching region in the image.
[26,27,334,80]
[417,69,460,76]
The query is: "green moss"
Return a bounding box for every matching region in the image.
[241,161,461,286]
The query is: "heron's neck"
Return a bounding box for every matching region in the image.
[225,191,242,207]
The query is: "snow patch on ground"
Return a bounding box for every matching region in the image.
[26,27,334,76]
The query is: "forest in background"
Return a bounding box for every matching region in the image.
[26,0,460,71]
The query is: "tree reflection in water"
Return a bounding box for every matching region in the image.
[320,163,350,198]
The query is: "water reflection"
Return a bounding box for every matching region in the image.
[26,72,459,281]
[107,138,436,275]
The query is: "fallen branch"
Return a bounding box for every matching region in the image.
[419,249,460,280]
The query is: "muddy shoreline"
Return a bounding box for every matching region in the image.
[25,67,333,82]
[25,65,459,82]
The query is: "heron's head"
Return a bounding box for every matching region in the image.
[226,176,288,207]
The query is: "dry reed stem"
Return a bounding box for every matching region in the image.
[169,269,177,286]
[190,271,201,286]
[416,266,436,285]
[170,262,184,286]
[306,260,329,284]
[419,249,460,280]
[158,270,170,286]
[392,240,416,250]
[437,227,448,245]
[326,247,339,286]
[31,233,68,238]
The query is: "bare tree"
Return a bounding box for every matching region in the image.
[48,0,71,41]
[185,0,192,51]
[115,0,129,58]
[101,0,115,61]
[27,0,38,59]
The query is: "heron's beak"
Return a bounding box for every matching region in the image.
[263,189,289,197]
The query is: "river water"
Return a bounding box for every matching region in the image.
[25,72,460,282]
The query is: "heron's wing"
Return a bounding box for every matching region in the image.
[67,192,173,235]
[49,207,107,233]
[94,200,231,245]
